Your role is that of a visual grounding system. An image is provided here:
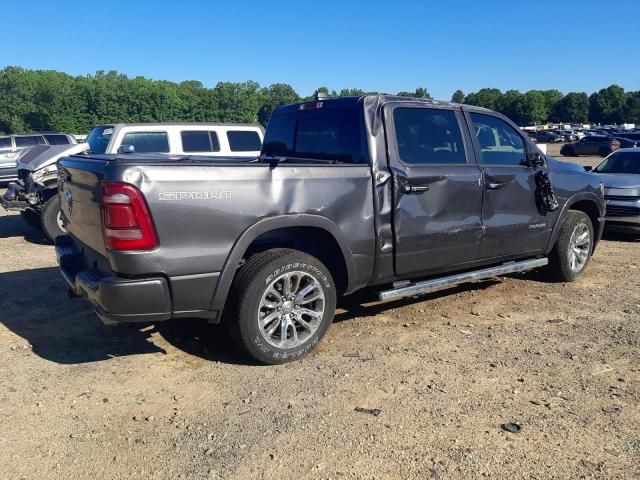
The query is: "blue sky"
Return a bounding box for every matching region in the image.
[2,0,639,99]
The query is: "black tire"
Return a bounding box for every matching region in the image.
[562,146,576,156]
[547,210,594,282]
[599,148,610,157]
[225,248,337,364]
[40,194,66,242]
[20,209,42,230]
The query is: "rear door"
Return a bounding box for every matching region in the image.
[466,111,550,258]
[386,104,484,275]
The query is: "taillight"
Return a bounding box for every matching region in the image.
[611,140,621,148]
[101,182,158,251]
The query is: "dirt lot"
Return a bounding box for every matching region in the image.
[1,146,639,480]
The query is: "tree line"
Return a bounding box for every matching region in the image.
[1,66,638,134]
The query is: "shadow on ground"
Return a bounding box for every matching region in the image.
[0,212,51,244]
[0,267,167,364]
[0,265,508,366]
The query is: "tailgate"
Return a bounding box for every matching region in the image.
[58,156,108,255]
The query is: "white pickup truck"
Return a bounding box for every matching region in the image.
[1,122,264,240]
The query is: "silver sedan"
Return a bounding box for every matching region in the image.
[588,148,640,234]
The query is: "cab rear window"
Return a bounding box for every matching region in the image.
[263,104,366,163]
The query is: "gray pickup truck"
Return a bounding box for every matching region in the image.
[56,95,605,363]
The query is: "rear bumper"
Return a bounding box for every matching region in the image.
[56,236,172,323]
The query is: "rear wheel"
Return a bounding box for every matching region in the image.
[547,211,593,282]
[226,248,336,364]
[599,148,610,157]
[41,195,66,242]
[20,209,42,230]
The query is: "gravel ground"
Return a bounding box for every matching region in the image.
[1,146,639,480]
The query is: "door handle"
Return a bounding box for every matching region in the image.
[486,181,505,190]
[402,183,430,193]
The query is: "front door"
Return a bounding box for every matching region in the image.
[386,105,484,276]
[466,111,552,258]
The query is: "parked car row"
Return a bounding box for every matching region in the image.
[1,123,264,240]
[560,135,638,157]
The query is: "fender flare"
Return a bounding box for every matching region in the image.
[209,214,357,311]
[544,192,604,254]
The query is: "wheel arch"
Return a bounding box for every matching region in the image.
[545,193,604,254]
[210,215,357,312]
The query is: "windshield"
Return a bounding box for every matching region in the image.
[87,126,113,154]
[594,151,640,174]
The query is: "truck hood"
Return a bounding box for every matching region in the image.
[18,143,89,172]
[596,173,640,197]
[547,156,587,173]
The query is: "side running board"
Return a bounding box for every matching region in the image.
[378,258,548,302]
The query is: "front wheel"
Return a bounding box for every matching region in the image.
[547,211,593,282]
[226,249,337,364]
[41,194,66,242]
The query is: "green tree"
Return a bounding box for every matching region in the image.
[552,92,589,123]
[451,90,465,103]
[258,83,300,125]
[464,88,503,111]
[396,87,431,99]
[625,91,640,124]
[589,85,627,124]
[521,90,548,125]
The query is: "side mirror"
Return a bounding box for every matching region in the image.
[583,166,593,171]
[527,152,546,168]
[117,145,135,154]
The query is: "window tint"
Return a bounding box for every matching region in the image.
[87,126,113,154]
[0,138,11,150]
[470,113,526,166]
[393,108,466,165]
[122,132,169,153]
[15,136,45,148]
[44,134,71,145]
[263,104,365,163]
[181,131,220,152]
[227,130,261,152]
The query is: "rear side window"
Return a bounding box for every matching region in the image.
[0,138,11,150]
[122,132,170,153]
[15,136,45,148]
[393,108,466,165]
[263,105,366,163]
[44,134,71,145]
[227,130,261,152]
[470,113,526,166]
[181,131,220,152]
